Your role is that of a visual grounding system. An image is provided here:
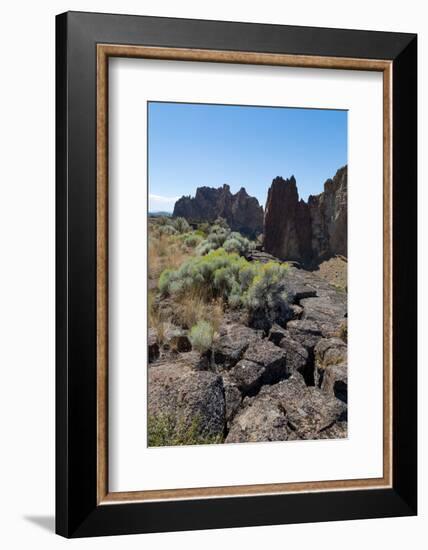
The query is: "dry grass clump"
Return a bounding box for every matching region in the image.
[174,291,223,332]
[148,223,193,285]
[148,291,172,345]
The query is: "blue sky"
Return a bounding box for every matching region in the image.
[148,102,347,212]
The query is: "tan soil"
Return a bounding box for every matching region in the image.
[315,256,347,291]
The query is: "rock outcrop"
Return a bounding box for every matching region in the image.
[148,362,226,439]
[148,264,348,445]
[173,184,264,238]
[226,374,347,443]
[264,166,347,266]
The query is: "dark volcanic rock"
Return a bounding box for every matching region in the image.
[321,363,348,403]
[314,338,347,370]
[314,338,348,402]
[173,184,263,237]
[227,339,289,396]
[222,376,242,426]
[264,175,313,265]
[226,374,347,443]
[285,266,347,337]
[264,166,347,266]
[213,323,262,369]
[286,320,323,351]
[148,329,160,363]
[148,363,225,438]
[268,326,309,375]
[163,326,192,353]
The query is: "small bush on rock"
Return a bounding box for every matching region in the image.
[189,320,215,352]
[245,262,292,330]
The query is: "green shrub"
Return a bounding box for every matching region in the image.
[171,216,191,234]
[245,262,291,329]
[189,320,215,352]
[148,414,223,447]
[156,215,172,226]
[184,233,203,248]
[159,249,248,301]
[213,217,229,229]
[159,250,290,329]
[196,224,254,257]
[197,222,211,236]
[223,232,254,255]
[159,224,178,236]
[158,268,172,295]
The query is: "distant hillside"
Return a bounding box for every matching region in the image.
[148,211,172,218]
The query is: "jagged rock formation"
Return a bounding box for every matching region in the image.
[173,184,264,238]
[264,166,347,266]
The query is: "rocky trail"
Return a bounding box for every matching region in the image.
[148,264,348,445]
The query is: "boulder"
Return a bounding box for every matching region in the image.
[225,393,292,443]
[221,375,243,426]
[314,338,348,402]
[317,420,348,439]
[163,326,192,353]
[276,331,309,375]
[314,338,347,369]
[320,363,348,403]
[224,339,289,396]
[286,320,323,350]
[268,323,288,346]
[148,329,160,363]
[228,359,265,395]
[226,374,347,443]
[148,363,225,439]
[213,323,261,369]
[300,294,347,337]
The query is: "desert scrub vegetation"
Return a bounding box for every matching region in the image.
[159,249,290,324]
[154,215,191,234]
[189,320,215,352]
[148,218,200,284]
[183,233,203,248]
[148,413,224,446]
[245,262,291,329]
[148,291,171,346]
[195,218,255,257]
[175,293,223,332]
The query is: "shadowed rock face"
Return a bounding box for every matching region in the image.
[173,184,264,238]
[264,166,347,266]
[264,175,313,265]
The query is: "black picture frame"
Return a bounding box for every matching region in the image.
[56,11,417,538]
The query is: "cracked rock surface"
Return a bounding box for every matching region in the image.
[149,262,348,444]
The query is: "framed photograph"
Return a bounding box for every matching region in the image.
[56,11,417,538]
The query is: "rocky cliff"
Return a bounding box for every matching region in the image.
[173,184,264,238]
[264,166,347,266]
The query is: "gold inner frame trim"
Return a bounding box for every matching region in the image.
[96,44,393,505]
